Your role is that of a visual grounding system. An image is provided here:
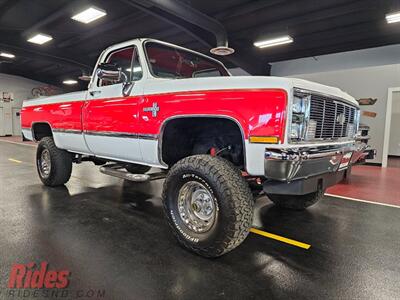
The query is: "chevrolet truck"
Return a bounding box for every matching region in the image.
[21,39,366,257]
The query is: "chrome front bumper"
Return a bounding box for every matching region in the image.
[265,143,366,182]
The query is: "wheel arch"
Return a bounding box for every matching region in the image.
[158,115,247,168]
[31,122,53,142]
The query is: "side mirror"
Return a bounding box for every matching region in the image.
[96,63,126,83]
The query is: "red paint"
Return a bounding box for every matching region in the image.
[82,96,141,133]
[21,89,287,141]
[142,89,287,140]
[21,101,85,131]
[327,165,400,206]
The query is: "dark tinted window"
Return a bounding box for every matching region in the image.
[145,42,229,79]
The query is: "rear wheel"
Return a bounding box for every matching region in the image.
[163,155,253,257]
[267,188,324,210]
[36,137,72,186]
[125,163,151,174]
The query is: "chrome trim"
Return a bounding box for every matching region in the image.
[83,130,158,140]
[265,143,366,182]
[290,88,359,144]
[53,128,82,134]
[294,88,357,107]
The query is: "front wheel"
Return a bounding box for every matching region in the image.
[267,188,325,210]
[162,155,253,257]
[36,137,72,186]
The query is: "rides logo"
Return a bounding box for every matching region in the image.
[8,262,70,289]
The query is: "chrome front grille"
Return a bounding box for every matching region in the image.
[309,94,357,139]
[291,88,359,143]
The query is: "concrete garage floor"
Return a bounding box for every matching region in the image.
[0,141,399,299]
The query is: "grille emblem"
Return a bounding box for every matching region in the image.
[336,113,346,125]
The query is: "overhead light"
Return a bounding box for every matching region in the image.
[72,7,107,24]
[210,46,235,56]
[0,52,15,58]
[386,11,400,23]
[63,79,78,85]
[254,35,294,48]
[27,34,53,45]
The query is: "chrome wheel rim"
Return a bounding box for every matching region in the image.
[38,149,51,178]
[177,181,217,233]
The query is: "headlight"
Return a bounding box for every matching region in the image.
[292,97,303,113]
[290,94,309,141]
[290,124,301,139]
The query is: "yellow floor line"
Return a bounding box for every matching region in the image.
[250,227,311,250]
[8,158,23,164]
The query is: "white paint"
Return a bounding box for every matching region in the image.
[21,129,33,141]
[23,91,87,107]
[53,132,91,154]
[83,135,143,163]
[325,193,400,209]
[139,139,164,166]
[382,88,400,167]
[388,91,400,156]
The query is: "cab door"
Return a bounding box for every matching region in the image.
[83,45,144,163]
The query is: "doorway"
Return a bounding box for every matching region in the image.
[383,88,400,168]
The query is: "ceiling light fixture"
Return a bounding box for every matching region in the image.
[27,34,53,45]
[386,11,400,23]
[72,7,107,24]
[0,52,15,58]
[254,35,294,48]
[63,79,78,85]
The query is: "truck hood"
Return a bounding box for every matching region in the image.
[144,76,358,106]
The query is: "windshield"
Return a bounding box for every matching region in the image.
[145,42,230,79]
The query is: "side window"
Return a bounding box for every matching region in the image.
[99,46,142,87]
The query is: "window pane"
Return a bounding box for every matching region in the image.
[106,47,133,84]
[145,42,229,79]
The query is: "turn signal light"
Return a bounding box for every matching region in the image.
[249,136,279,144]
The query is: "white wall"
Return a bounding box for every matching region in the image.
[0,73,46,107]
[389,92,400,156]
[270,45,400,164]
[0,73,47,136]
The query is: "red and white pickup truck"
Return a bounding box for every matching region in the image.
[21,39,366,257]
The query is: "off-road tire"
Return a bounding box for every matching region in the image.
[162,155,253,258]
[125,163,151,174]
[267,188,325,210]
[36,137,72,186]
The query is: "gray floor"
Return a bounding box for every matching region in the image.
[0,141,399,300]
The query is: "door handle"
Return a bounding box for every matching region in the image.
[89,90,102,96]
